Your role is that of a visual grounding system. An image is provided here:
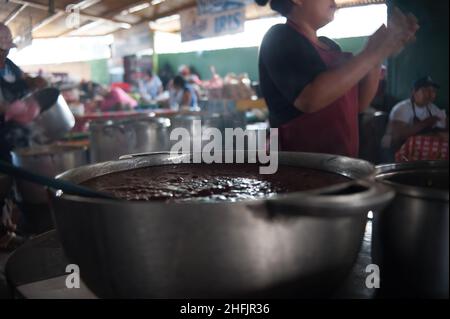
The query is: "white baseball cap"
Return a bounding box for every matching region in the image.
[0,23,17,50]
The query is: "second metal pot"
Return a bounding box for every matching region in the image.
[11,145,88,204]
[373,161,449,298]
[89,116,171,163]
[28,88,76,144]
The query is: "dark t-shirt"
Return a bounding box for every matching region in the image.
[258,23,360,157]
[259,24,340,128]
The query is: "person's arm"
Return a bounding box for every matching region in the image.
[157,77,164,95]
[24,76,48,91]
[138,81,152,102]
[295,50,383,113]
[358,64,382,112]
[296,9,419,113]
[437,107,449,131]
[389,117,440,146]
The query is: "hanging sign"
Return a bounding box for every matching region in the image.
[180,0,247,42]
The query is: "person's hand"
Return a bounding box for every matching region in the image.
[424,116,441,128]
[4,98,40,124]
[24,76,48,90]
[365,24,388,53]
[388,7,420,54]
[366,8,419,59]
[365,25,403,59]
[437,131,449,142]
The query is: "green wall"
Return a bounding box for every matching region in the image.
[387,0,449,108]
[157,36,368,82]
[89,59,109,85]
[336,37,368,55]
[158,47,260,82]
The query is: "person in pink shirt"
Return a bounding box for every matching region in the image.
[99,86,137,112]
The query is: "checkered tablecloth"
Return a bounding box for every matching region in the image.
[395,134,449,162]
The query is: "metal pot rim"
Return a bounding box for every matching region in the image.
[89,115,170,127]
[49,152,394,217]
[11,144,88,157]
[376,161,449,202]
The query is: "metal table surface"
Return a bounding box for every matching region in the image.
[5,221,376,299]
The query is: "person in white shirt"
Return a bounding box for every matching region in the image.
[382,76,448,152]
[138,70,163,103]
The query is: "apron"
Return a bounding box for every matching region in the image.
[411,98,437,135]
[278,21,360,158]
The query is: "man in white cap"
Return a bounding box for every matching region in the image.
[381,75,448,162]
[383,76,448,150]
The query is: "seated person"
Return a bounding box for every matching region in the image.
[138,70,163,103]
[168,75,198,110]
[98,85,138,112]
[382,76,448,154]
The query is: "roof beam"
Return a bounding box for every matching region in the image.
[3,3,29,25]
[32,11,66,32]
[138,0,197,24]
[103,0,151,19]
[8,0,128,26]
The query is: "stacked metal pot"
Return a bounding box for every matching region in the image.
[88,105,247,164]
[11,145,88,204]
[8,88,85,205]
[89,115,171,163]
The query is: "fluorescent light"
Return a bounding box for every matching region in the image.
[70,20,103,33]
[120,2,152,15]
[76,0,102,10]
[129,2,150,13]
[154,14,179,24]
[119,23,132,29]
[151,0,165,5]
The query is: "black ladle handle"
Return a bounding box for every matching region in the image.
[0,160,115,200]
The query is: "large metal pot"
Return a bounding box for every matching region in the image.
[89,116,171,163]
[28,88,75,144]
[11,145,88,204]
[373,161,449,298]
[48,152,394,298]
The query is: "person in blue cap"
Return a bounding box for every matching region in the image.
[382,76,448,152]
